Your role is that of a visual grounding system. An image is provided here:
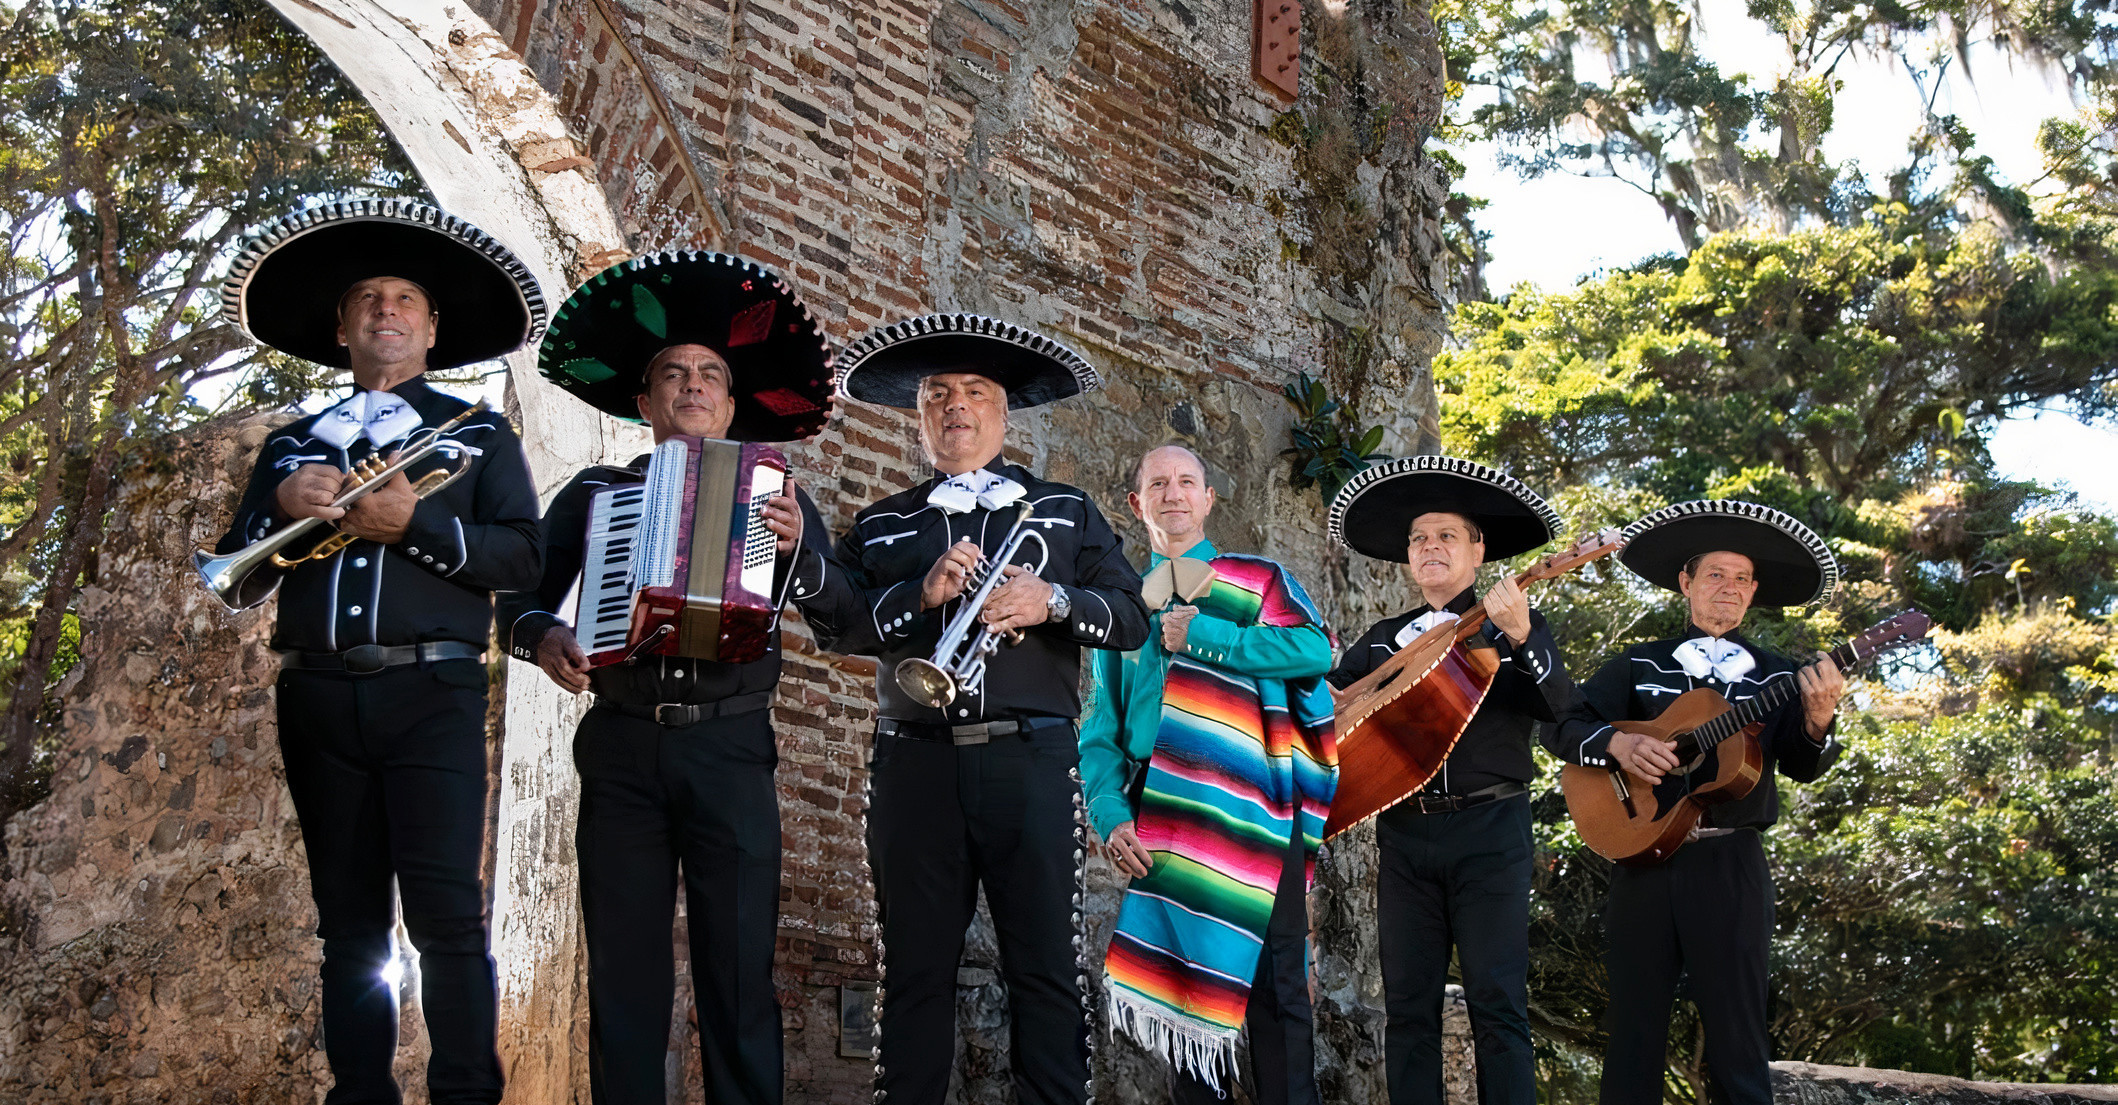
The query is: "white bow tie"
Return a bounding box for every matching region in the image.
[1395,609,1459,648]
[927,468,1027,515]
[1673,636,1756,683]
[311,390,424,450]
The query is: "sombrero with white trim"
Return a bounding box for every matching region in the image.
[538,251,833,441]
[835,313,1099,410]
[1328,455,1562,562]
[221,199,545,370]
[1619,499,1839,606]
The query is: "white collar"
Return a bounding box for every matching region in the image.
[1673,635,1756,683]
[311,389,424,450]
[927,468,1027,515]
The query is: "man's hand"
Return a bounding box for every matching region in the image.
[980,565,1054,633]
[536,626,593,695]
[1161,604,1198,653]
[275,464,348,522]
[1798,652,1845,739]
[338,464,416,544]
[763,479,804,557]
[1106,820,1154,879]
[1610,730,1682,782]
[921,539,983,610]
[1483,576,1532,645]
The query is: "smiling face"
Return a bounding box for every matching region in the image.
[1130,445,1215,556]
[336,276,437,387]
[1407,511,1485,603]
[916,372,1008,475]
[1678,550,1759,637]
[635,344,736,442]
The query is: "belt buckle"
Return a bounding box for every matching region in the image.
[342,644,387,675]
[952,724,990,746]
[1415,792,1456,815]
[655,704,691,726]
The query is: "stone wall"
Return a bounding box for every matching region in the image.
[0,0,1458,1101]
[462,0,1457,1100]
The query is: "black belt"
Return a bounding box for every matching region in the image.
[597,690,773,727]
[1403,781,1525,815]
[877,716,1070,746]
[277,641,485,674]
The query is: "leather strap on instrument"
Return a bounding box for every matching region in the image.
[597,691,774,727]
[878,716,1071,746]
[277,640,486,674]
[1402,780,1525,815]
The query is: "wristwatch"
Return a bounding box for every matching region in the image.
[1045,582,1073,622]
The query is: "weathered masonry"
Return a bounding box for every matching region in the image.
[0,0,1453,1101]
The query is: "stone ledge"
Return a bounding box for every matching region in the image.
[1774,1062,2118,1103]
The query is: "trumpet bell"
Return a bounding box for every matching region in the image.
[894,657,960,709]
[193,548,283,613]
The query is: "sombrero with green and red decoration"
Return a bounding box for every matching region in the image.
[537,251,833,442]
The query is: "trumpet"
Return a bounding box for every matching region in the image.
[194,399,491,612]
[895,500,1053,708]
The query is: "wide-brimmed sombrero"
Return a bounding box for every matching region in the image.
[537,252,832,441]
[1328,455,1562,562]
[221,199,545,371]
[1619,499,1839,607]
[835,313,1099,409]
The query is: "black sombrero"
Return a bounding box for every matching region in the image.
[537,251,832,441]
[835,313,1099,410]
[1619,499,1839,607]
[221,199,546,370]
[1328,455,1562,562]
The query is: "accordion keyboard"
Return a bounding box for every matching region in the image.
[577,484,647,657]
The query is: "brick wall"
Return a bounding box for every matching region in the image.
[465,0,1455,1100]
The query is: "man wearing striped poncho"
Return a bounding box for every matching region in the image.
[1081,445,1338,1104]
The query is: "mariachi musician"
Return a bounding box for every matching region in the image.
[799,314,1150,1105]
[213,200,545,1104]
[496,252,847,1105]
[1081,444,1336,1105]
[1546,500,1846,1105]
[1323,456,1576,1105]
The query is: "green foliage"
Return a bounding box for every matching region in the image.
[1280,371,1387,505]
[1438,218,2118,502]
[0,0,419,820]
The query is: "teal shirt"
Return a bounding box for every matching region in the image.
[1076,538,1335,840]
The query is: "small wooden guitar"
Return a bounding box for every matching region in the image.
[1560,610,1933,865]
[1325,528,1626,839]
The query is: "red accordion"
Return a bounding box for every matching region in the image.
[575,436,787,667]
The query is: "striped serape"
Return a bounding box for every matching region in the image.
[1103,554,1338,1088]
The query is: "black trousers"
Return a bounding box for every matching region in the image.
[866,721,1089,1105]
[1170,822,1319,1105]
[275,660,503,1105]
[1375,793,1535,1105]
[574,703,784,1105]
[1601,831,1774,1105]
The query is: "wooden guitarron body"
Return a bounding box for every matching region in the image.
[1560,610,1934,865]
[1323,529,1626,840]
[1559,690,1764,866]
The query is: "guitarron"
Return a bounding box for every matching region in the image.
[1324,529,1625,839]
[574,435,788,667]
[1560,610,1933,865]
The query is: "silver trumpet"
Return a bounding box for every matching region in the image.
[194,399,491,613]
[895,500,1053,708]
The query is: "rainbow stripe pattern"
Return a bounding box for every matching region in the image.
[1104,554,1338,1087]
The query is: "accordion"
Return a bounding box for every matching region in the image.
[575,435,787,667]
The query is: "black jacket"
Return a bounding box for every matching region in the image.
[1327,586,1576,797]
[497,454,852,705]
[214,378,543,651]
[1549,625,1834,831]
[802,463,1150,724]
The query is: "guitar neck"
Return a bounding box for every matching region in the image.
[1695,640,1858,747]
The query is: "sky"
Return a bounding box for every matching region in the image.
[1450,0,2118,514]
